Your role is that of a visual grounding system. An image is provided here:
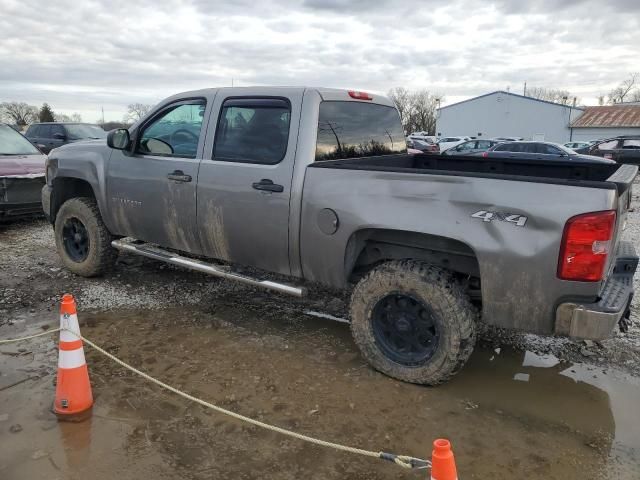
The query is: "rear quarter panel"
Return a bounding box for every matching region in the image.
[300,167,619,334]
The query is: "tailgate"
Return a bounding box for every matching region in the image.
[605,164,638,283]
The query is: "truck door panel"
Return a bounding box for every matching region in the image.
[197,89,304,275]
[106,99,210,254]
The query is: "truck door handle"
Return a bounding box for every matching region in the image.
[167,170,192,182]
[252,179,283,193]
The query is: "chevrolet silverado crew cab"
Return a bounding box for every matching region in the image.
[42,87,638,385]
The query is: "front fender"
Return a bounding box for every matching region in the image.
[48,141,114,231]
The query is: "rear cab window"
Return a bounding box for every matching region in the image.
[315,101,406,161]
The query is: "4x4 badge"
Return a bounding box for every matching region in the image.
[471,210,528,227]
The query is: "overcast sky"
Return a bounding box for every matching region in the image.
[1,0,638,122]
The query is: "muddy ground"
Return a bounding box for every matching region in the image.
[1,185,639,479]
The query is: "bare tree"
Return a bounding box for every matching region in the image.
[387,87,411,132]
[388,87,442,135]
[0,101,38,126]
[407,89,441,135]
[55,112,83,122]
[125,103,152,122]
[525,87,579,105]
[608,73,639,104]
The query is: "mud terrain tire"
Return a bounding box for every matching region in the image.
[54,197,117,277]
[350,260,477,385]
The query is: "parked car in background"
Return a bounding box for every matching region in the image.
[574,136,640,165]
[25,122,107,154]
[407,131,437,143]
[564,141,591,150]
[407,138,439,154]
[0,123,46,220]
[437,136,471,151]
[441,139,499,156]
[483,141,614,164]
[492,136,523,142]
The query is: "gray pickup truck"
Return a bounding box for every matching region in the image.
[42,87,638,385]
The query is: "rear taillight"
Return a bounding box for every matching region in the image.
[482,152,488,157]
[557,210,616,282]
[348,91,373,100]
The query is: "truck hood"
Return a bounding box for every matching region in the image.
[0,153,46,177]
[51,138,107,154]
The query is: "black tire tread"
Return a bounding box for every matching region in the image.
[349,260,477,385]
[54,197,117,277]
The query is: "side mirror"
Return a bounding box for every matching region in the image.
[107,128,130,150]
[52,132,66,140]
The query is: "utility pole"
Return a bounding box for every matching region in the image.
[101,107,105,125]
[320,121,343,157]
[523,82,527,96]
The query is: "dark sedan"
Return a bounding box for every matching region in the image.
[482,141,615,164]
[24,122,106,154]
[574,136,640,165]
[0,124,47,220]
[406,138,439,154]
[441,139,499,156]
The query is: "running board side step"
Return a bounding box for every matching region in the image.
[111,239,306,297]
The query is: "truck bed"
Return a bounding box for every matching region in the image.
[310,153,635,193]
[301,153,637,334]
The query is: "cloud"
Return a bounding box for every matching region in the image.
[0,0,638,121]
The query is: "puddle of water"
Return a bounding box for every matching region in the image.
[1,306,639,479]
[446,347,640,479]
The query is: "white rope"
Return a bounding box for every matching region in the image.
[0,327,61,344]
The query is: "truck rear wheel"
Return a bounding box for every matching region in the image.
[54,197,118,277]
[349,260,477,385]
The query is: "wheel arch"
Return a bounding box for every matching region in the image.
[50,177,98,225]
[344,228,482,301]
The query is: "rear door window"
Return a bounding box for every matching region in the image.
[39,125,52,139]
[622,139,640,149]
[214,98,291,165]
[315,101,406,161]
[51,124,65,138]
[598,140,619,150]
[537,144,561,154]
[496,143,522,152]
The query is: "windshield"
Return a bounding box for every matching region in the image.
[65,124,107,140]
[0,124,40,155]
[315,101,406,161]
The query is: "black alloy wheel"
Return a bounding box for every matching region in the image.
[371,293,440,366]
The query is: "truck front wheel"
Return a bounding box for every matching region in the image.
[349,260,477,385]
[54,197,118,277]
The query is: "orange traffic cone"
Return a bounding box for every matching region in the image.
[430,439,458,480]
[53,294,93,420]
